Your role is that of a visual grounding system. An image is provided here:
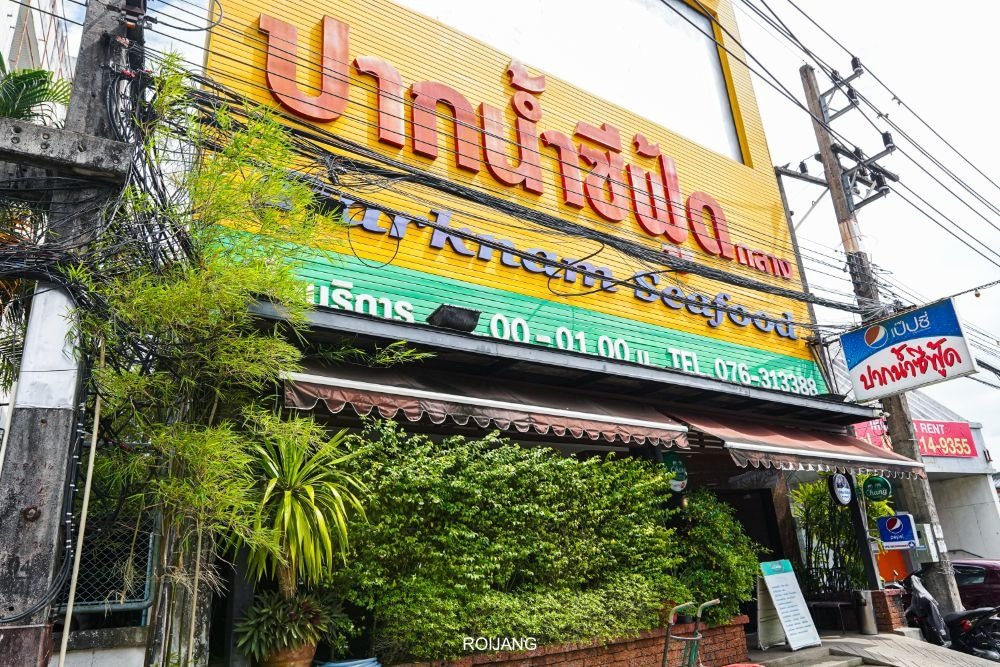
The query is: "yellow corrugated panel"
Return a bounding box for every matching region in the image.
[206,0,817,361]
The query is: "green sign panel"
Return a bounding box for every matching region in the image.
[296,247,830,396]
[863,476,893,502]
[662,453,688,493]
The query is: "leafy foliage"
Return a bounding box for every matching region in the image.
[674,489,765,623]
[792,474,894,594]
[235,590,352,663]
[74,57,350,665]
[336,420,759,663]
[244,411,365,598]
[0,54,70,124]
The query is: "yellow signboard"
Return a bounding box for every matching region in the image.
[206,0,829,394]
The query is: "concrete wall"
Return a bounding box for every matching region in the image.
[48,647,144,667]
[48,627,146,667]
[931,474,1000,559]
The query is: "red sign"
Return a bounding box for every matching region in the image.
[853,419,978,458]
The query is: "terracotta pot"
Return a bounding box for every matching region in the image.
[262,642,317,667]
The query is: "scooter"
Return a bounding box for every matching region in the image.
[904,574,1000,662]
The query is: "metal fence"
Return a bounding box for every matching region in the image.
[57,514,157,614]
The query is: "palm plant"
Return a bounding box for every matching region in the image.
[244,410,365,599]
[0,55,71,124]
[0,55,71,388]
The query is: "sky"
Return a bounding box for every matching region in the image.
[727,0,1000,445]
[55,0,1000,446]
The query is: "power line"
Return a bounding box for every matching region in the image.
[779,0,1000,201]
[742,0,1000,259]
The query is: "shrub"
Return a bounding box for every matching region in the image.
[338,420,759,663]
[235,590,352,662]
[791,474,894,594]
[673,489,765,623]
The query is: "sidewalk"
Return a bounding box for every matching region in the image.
[747,631,999,666]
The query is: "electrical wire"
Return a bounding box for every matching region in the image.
[739,0,1000,266]
[136,0,879,271]
[779,0,1000,201]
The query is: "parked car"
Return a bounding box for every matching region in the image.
[952,560,1000,609]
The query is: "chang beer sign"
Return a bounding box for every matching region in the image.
[862,476,892,502]
[662,453,688,493]
[841,299,977,401]
[206,0,829,396]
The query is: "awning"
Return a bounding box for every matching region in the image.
[674,412,924,479]
[284,369,689,447]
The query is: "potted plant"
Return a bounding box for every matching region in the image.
[236,591,346,666]
[235,411,365,666]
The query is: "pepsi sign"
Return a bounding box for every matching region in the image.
[877,513,919,551]
[840,299,977,401]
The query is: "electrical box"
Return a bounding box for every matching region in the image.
[914,523,940,563]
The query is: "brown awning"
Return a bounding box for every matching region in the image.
[283,369,688,447]
[674,412,924,479]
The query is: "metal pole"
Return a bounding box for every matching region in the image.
[799,64,963,613]
[848,474,880,589]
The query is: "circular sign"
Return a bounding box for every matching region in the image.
[662,453,688,493]
[864,325,890,349]
[828,473,852,506]
[863,475,893,502]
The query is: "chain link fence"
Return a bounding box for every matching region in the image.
[57,514,157,614]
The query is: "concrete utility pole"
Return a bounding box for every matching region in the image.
[800,64,963,613]
[0,2,128,664]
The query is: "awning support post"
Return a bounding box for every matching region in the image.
[848,474,882,590]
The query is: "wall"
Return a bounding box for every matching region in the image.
[931,474,1000,559]
[47,627,146,667]
[47,647,144,667]
[393,616,750,667]
[871,589,906,632]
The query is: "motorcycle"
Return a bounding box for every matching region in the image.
[903,574,1000,662]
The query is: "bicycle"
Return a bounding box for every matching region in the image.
[660,598,764,667]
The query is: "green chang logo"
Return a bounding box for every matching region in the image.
[662,453,688,493]
[863,476,893,501]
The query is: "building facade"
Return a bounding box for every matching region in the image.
[204,0,921,573]
[0,0,74,78]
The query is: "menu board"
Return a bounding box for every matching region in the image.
[757,559,821,651]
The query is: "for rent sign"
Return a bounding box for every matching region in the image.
[853,419,978,458]
[841,299,977,401]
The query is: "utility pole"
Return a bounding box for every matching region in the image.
[0,2,129,664]
[800,63,963,613]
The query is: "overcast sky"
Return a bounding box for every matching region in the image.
[729,0,1000,447]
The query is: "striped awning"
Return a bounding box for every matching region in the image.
[674,412,925,479]
[283,369,689,447]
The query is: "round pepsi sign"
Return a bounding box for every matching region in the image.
[864,325,889,349]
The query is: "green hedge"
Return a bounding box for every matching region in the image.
[339,420,760,663]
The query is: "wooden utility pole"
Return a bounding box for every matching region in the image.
[0,2,129,664]
[800,64,963,613]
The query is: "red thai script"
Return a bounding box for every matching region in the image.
[255,14,796,281]
[858,338,963,391]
